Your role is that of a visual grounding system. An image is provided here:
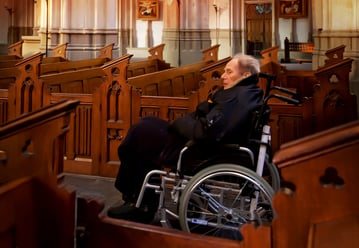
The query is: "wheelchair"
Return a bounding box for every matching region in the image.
[134,73,300,240]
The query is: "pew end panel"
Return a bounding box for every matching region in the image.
[313,58,357,132]
[98,43,114,60]
[97,54,133,177]
[0,176,76,248]
[272,120,359,248]
[0,89,9,125]
[0,99,79,184]
[202,44,220,62]
[12,52,44,119]
[323,44,346,67]
[7,40,24,58]
[269,98,313,153]
[51,42,68,59]
[260,45,280,65]
[147,43,165,60]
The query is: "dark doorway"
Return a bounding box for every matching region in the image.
[245,3,272,57]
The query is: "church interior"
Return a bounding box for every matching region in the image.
[0,0,358,247]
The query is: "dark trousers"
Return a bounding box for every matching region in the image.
[114,117,170,202]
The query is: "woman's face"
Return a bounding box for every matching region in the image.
[221,59,250,90]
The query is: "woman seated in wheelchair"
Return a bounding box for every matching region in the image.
[108,53,264,224]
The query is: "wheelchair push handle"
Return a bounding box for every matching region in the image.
[271,85,298,98]
[258,72,301,105]
[267,94,301,105]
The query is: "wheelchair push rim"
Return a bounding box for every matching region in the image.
[178,163,275,240]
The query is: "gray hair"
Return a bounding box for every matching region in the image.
[232,53,260,75]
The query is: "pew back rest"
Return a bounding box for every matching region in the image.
[127,58,172,78]
[128,60,212,97]
[0,67,19,89]
[0,177,75,248]
[40,68,106,93]
[40,57,109,75]
[8,40,24,58]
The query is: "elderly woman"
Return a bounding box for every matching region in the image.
[108,53,263,223]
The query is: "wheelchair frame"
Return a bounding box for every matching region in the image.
[135,73,300,239]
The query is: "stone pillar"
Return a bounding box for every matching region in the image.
[163,0,211,66]
[37,0,119,59]
[162,0,181,66]
[180,0,211,65]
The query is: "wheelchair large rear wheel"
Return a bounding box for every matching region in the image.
[178,163,274,240]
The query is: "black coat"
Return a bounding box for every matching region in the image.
[170,74,263,144]
[161,74,263,167]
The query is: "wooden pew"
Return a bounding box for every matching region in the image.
[147,43,165,60]
[40,57,110,75]
[198,56,231,100]
[0,50,134,178]
[0,176,76,248]
[98,43,114,60]
[0,56,22,69]
[75,196,241,248]
[128,60,213,97]
[127,43,172,78]
[129,54,228,141]
[40,54,133,177]
[0,67,19,89]
[40,67,106,93]
[0,99,77,247]
[127,57,172,78]
[0,99,79,184]
[313,57,357,131]
[270,120,359,248]
[238,120,359,248]
[259,45,357,153]
[7,40,23,58]
[127,44,219,81]
[282,37,314,63]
